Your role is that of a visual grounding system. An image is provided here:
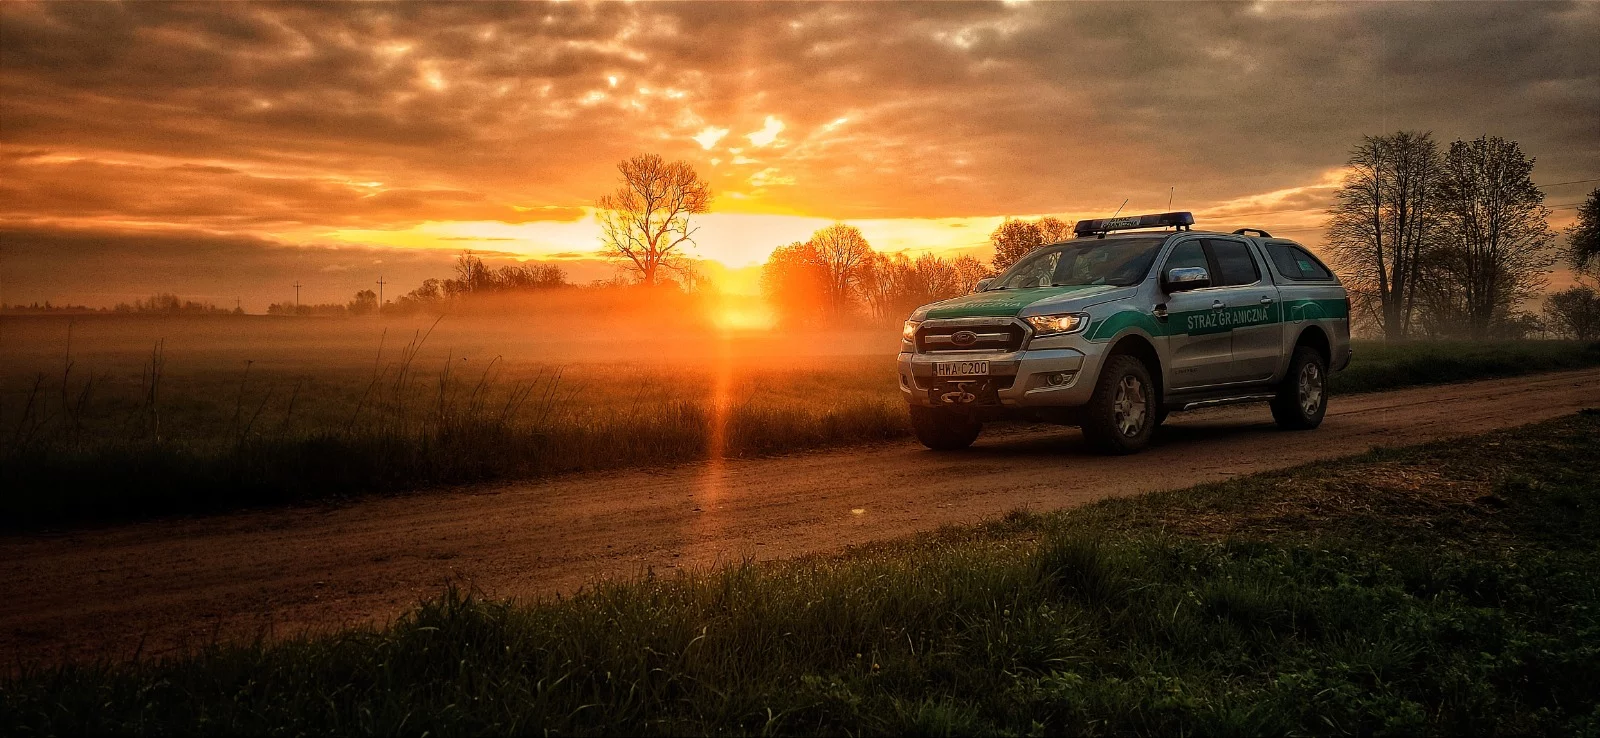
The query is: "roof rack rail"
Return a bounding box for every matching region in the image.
[1232,228,1272,238]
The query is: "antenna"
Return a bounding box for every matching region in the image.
[1167,187,1174,211]
[1111,198,1129,218]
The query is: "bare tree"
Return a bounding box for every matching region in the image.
[860,251,913,323]
[1036,216,1073,245]
[808,223,873,317]
[951,254,992,293]
[1435,135,1556,338]
[1545,285,1600,340]
[1324,131,1441,340]
[454,251,488,293]
[990,218,1043,273]
[596,154,712,286]
[911,253,961,303]
[1564,187,1600,281]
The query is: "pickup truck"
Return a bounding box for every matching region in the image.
[898,211,1351,454]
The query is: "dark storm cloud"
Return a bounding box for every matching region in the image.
[0,0,1595,293]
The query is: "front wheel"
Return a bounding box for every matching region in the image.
[909,405,982,450]
[1271,346,1328,430]
[1080,354,1158,454]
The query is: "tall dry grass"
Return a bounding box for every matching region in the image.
[1,319,906,528]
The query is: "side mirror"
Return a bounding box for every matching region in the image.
[974,277,995,293]
[1163,266,1210,292]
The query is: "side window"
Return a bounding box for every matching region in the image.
[1265,243,1303,279]
[1162,241,1208,274]
[1206,239,1260,286]
[1266,243,1334,281]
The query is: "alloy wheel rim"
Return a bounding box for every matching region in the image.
[1298,362,1324,416]
[1113,375,1148,437]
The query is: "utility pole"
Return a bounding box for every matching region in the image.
[376,276,386,308]
[293,281,301,313]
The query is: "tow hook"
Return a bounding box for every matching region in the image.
[939,381,979,405]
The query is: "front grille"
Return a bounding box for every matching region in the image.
[916,321,1026,353]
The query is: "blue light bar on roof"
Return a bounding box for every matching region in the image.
[1073,211,1195,237]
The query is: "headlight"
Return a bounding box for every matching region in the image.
[1024,313,1089,337]
[902,320,921,342]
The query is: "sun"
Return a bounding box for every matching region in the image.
[711,300,777,332]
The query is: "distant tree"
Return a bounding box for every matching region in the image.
[1324,131,1442,340]
[491,263,567,291]
[1036,216,1073,245]
[348,289,378,316]
[1564,187,1600,281]
[121,293,227,314]
[990,218,1043,273]
[412,279,445,301]
[1544,286,1600,340]
[761,241,830,326]
[808,223,874,318]
[596,153,712,286]
[951,254,992,294]
[910,253,960,303]
[861,251,913,322]
[1435,136,1556,338]
[452,251,488,294]
[267,302,345,316]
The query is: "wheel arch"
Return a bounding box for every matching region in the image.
[1106,331,1163,403]
[1294,324,1331,365]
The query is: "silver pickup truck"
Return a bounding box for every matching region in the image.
[898,211,1351,454]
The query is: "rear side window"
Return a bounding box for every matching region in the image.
[1266,243,1334,281]
[1205,239,1260,286]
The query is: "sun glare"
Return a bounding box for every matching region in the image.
[712,300,777,332]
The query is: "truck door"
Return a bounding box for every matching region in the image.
[1204,238,1281,383]
[1159,239,1235,390]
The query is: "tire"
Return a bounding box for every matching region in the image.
[909,405,982,450]
[1079,354,1158,454]
[1272,345,1328,430]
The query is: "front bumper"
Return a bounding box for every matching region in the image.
[897,341,1108,409]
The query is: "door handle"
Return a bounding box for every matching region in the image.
[1211,300,1225,310]
[1259,296,1274,305]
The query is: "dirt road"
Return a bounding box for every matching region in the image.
[5,369,1598,664]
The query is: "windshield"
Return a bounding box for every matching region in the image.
[990,236,1166,289]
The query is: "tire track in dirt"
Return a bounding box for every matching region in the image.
[3,368,1597,665]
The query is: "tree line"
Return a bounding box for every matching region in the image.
[266,253,573,317]
[1324,132,1598,340]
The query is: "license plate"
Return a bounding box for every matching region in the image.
[934,360,989,377]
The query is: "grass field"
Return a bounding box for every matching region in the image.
[3,314,1598,529]
[4,411,1597,735]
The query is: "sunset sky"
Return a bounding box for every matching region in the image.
[2,1,1596,309]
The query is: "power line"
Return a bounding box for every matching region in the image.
[1539,178,1600,188]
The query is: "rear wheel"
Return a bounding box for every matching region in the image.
[1272,346,1328,430]
[1080,354,1157,454]
[909,405,982,450]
